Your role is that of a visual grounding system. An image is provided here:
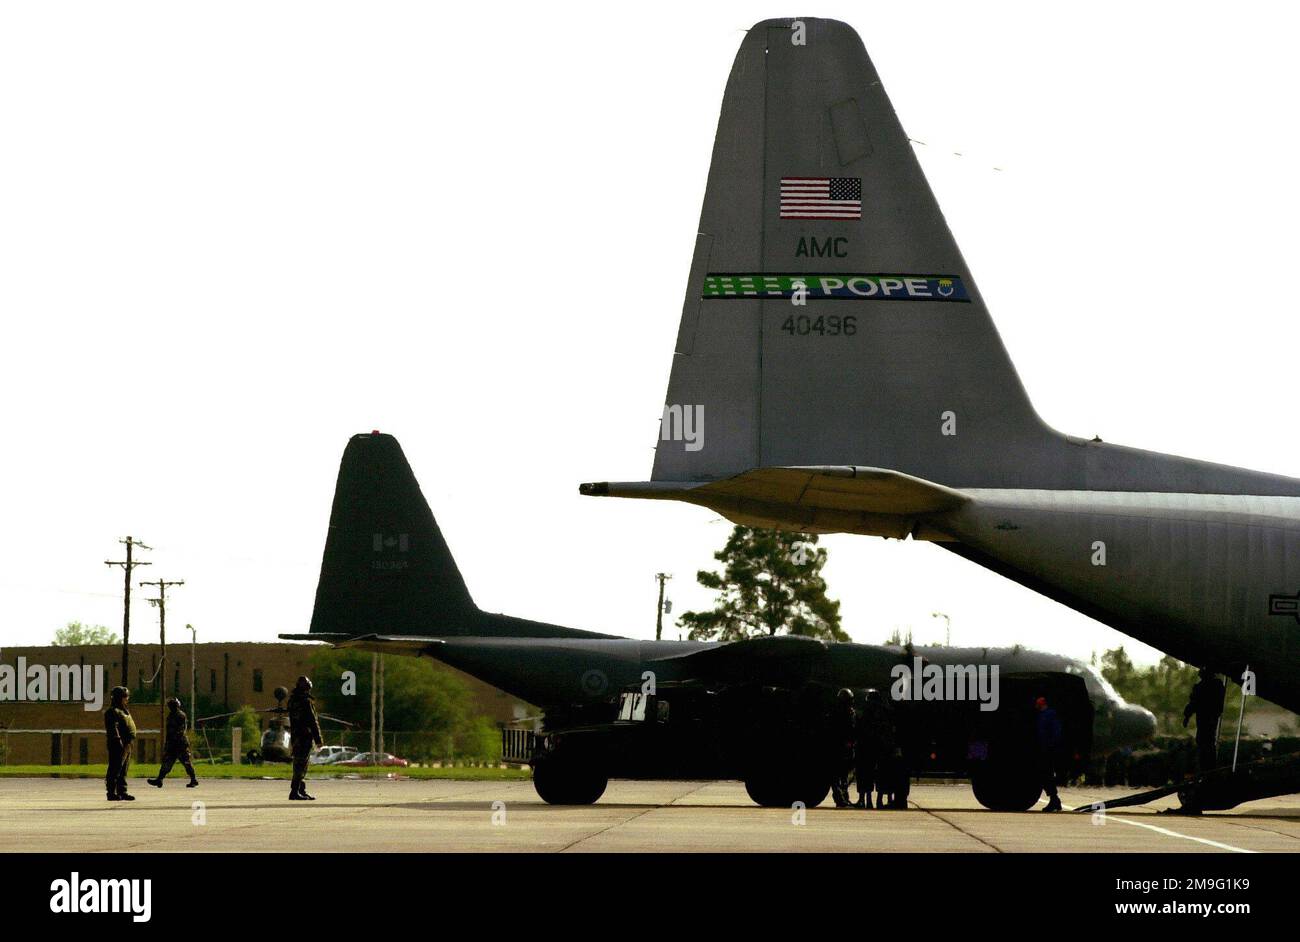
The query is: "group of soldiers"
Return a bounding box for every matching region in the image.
[827,687,1068,812]
[101,674,322,802]
[827,687,909,809]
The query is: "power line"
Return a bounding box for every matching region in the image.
[141,577,184,755]
[655,572,673,641]
[104,536,151,688]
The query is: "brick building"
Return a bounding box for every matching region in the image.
[0,642,531,765]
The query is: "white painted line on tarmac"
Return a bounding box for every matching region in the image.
[1046,798,1255,854]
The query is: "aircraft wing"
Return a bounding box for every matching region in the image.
[648,634,830,685]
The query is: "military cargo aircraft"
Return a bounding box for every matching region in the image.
[284,432,1151,809]
[579,17,1299,809]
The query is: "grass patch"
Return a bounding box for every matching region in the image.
[0,763,530,781]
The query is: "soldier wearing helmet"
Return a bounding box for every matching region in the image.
[147,696,198,789]
[103,686,137,801]
[287,675,322,800]
[828,687,857,808]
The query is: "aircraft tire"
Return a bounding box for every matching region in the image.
[971,768,1042,812]
[532,755,608,805]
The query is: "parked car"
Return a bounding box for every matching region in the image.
[337,751,409,768]
[310,745,359,766]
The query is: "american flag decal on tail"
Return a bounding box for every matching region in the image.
[780,177,862,219]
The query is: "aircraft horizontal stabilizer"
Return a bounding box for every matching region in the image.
[328,634,448,656]
[580,466,968,538]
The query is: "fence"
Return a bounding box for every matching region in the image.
[186,727,502,765]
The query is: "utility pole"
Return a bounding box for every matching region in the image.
[654,572,673,641]
[931,611,951,647]
[1232,666,1250,773]
[141,578,184,754]
[369,653,377,755]
[105,536,151,688]
[378,654,385,755]
[186,624,197,730]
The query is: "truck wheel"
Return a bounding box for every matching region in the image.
[744,776,788,808]
[532,755,607,805]
[745,772,829,809]
[797,779,830,809]
[971,768,1042,811]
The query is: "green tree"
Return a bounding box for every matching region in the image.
[1147,655,1201,726]
[1100,647,1228,734]
[678,526,846,642]
[307,649,502,761]
[1100,646,1136,692]
[227,705,262,762]
[53,621,119,646]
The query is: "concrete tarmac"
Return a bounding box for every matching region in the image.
[2,777,1297,852]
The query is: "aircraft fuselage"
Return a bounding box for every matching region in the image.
[939,490,1300,711]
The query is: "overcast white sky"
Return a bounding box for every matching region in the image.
[3,2,1298,665]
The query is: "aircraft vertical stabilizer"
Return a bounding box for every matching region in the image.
[655,17,1044,488]
[307,432,480,636]
[606,18,1300,497]
[296,432,617,642]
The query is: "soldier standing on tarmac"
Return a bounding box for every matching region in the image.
[103,686,137,802]
[288,675,322,801]
[1035,695,1064,812]
[874,697,900,808]
[853,689,887,809]
[829,688,856,808]
[1184,668,1226,774]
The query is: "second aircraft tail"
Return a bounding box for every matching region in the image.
[299,432,616,641]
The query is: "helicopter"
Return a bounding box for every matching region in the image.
[198,685,356,764]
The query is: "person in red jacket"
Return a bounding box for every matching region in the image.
[1035,696,1063,812]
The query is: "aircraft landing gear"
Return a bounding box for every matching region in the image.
[531,752,608,805]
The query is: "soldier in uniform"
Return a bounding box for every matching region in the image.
[103,686,137,802]
[147,697,198,788]
[873,696,900,808]
[287,675,322,801]
[828,687,856,808]
[1183,668,1226,773]
[853,688,889,808]
[1035,695,1064,812]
